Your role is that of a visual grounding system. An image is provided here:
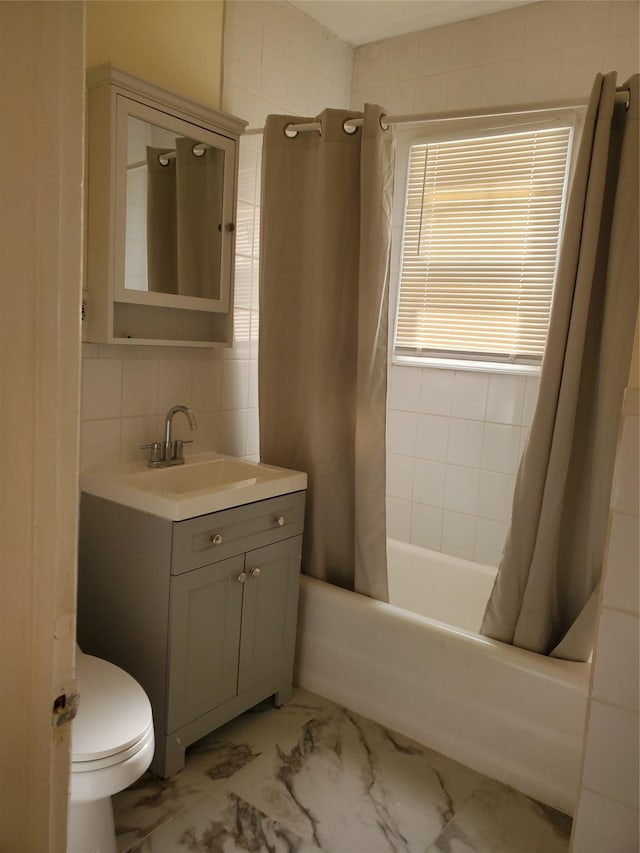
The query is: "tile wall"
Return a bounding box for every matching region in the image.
[351,0,640,564]
[79,0,353,470]
[570,387,639,851]
[351,1,639,114]
[387,366,538,565]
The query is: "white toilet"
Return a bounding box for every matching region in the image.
[67,650,154,853]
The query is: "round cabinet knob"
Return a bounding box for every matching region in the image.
[209,533,223,545]
[274,515,285,527]
[236,571,247,583]
[250,567,261,578]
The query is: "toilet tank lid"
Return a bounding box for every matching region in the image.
[72,653,153,762]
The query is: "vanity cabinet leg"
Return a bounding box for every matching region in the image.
[151,734,186,778]
[274,685,293,707]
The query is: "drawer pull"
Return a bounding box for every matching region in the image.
[250,567,261,578]
[236,571,247,583]
[274,515,285,527]
[209,533,223,545]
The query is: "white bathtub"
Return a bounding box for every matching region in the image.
[294,538,590,815]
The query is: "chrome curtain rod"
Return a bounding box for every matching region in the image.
[157,142,212,166]
[245,88,631,136]
[125,141,213,171]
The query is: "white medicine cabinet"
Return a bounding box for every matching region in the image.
[85,65,247,346]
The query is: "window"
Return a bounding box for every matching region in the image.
[394,120,575,368]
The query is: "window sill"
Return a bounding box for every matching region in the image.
[392,354,541,377]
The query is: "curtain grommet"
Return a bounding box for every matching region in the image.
[284,124,299,139]
[343,119,359,135]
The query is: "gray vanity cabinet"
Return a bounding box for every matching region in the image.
[77,490,305,778]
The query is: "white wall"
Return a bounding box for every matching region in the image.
[351,0,640,565]
[86,1,224,109]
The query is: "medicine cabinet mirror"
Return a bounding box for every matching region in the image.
[85,65,247,346]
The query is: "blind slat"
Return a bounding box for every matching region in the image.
[395,124,572,363]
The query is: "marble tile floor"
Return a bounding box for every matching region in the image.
[113,688,572,853]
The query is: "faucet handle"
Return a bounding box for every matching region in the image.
[140,441,163,464]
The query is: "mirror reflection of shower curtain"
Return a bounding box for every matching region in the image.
[146,147,178,294]
[175,138,223,299]
[481,73,639,662]
[259,106,394,602]
[146,140,224,297]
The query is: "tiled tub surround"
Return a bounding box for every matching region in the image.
[112,688,572,852]
[570,388,640,852]
[387,365,539,566]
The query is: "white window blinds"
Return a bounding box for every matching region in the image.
[395,125,572,364]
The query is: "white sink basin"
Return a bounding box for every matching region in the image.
[80,451,307,520]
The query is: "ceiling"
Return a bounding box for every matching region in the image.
[289,0,535,46]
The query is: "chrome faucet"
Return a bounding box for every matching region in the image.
[141,404,197,468]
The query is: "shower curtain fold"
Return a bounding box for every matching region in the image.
[259,105,394,601]
[146,146,178,294]
[175,138,224,299]
[481,73,639,661]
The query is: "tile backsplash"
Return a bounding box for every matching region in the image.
[80,344,231,468]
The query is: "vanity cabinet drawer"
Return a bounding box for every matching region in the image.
[171,491,305,574]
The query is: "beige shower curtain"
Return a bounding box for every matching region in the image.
[481,73,639,661]
[259,105,394,600]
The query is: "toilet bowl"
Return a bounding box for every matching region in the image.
[67,651,154,853]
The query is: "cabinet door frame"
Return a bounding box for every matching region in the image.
[113,96,236,315]
[237,536,302,695]
[167,554,244,732]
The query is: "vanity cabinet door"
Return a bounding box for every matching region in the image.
[167,554,244,732]
[237,536,303,695]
